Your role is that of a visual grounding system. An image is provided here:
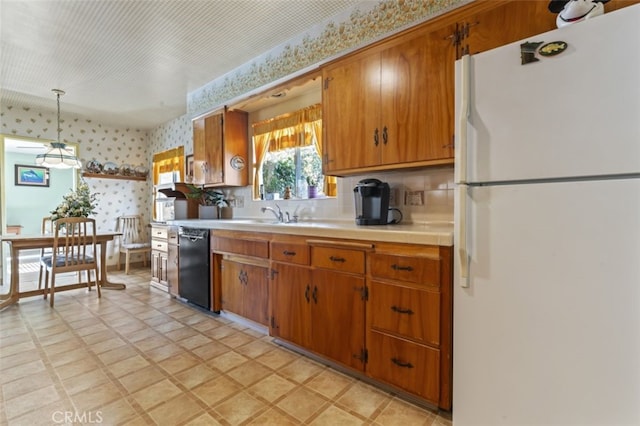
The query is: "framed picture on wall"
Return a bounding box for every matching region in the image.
[15,164,49,187]
[185,154,194,183]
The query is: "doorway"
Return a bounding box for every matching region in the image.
[0,135,78,293]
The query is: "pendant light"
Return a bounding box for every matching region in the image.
[35,89,82,169]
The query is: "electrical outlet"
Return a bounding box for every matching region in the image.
[404,190,425,206]
[234,195,244,208]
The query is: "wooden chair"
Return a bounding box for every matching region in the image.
[116,215,151,274]
[41,217,101,307]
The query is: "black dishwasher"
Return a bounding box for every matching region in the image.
[178,228,210,310]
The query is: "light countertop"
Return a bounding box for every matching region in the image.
[166,218,453,246]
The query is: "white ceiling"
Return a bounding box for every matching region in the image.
[0,0,364,130]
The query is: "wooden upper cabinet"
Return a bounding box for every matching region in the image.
[456,0,556,58]
[322,22,455,176]
[192,108,248,187]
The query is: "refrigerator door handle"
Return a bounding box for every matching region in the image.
[457,184,470,287]
[456,54,471,185]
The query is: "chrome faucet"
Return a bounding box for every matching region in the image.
[261,205,283,222]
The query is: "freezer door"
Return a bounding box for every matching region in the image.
[453,178,640,424]
[458,5,640,183]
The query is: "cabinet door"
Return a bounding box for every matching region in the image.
[322,53,380,173]
[159,253,169,286]
[151,250,162,283]
[380,24,456,165]
[192,116,206,185]
[270,263,311,348]
[310,269,366,371]
[243,263,268,326]
[220,259,244,316]
[461,1,556,56]
[193,113,224,185]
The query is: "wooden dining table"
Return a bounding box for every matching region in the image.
[0,232,122,310]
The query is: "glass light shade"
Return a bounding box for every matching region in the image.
[35,142,82,169]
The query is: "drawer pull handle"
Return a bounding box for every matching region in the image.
[283,250,296,256]
[312,285,318,304]
[391,264,414,272]
[391,306,414,315]
[391,358,414,369]
[329,256,346,263]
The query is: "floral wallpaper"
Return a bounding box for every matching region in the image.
[1,104,152,265]
[188,0,466,117]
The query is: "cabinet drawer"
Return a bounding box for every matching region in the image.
[151,226,168,240]
[367,331,440,404]
[152,240,168,253]
[271,242,309,265]
[312,246,365,274]
[369,281,440,346]
[369,253,440,287]
[212,236,269,258]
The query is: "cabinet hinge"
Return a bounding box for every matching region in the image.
[270,316,277,329]
[269,269,278,280]
[323,77,333,90]
[356,285,368,301]
[353,348,368,364]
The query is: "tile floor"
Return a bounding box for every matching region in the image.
[0,265,453,425]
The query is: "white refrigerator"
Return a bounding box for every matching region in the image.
[454,5,640,425]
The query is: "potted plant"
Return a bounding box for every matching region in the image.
[185,184,228,219]
[306,175,319,199]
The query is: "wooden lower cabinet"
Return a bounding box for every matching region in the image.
[220,259,269,326]
[270,262,311,348]
[309,269,366,371]
[367,330,440,402]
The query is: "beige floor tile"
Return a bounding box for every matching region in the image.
[40,336,85,356]
[310,405,367,425]
[247,408,300,425]
[132,334,171,352]
[305,369,355,400]
[157,352,200,375]
[226,360,273,387]
[62,368,110,395]
[373,398,436,425]
[89,336,128,354]
[96,397,139,425]
[148,394,205,426]
[144,342,186,363]
[131,379,182,411]
[118,365,167,394]
[0,349,42,371]
[0,340,36,358]
[192,376,242,406]
[173,364,220,389]
[336,381,390,420]
[190,340,230,361]
[54,356,100,380]
[206,350,248,373]
[177,333,213,350]
[1,371,55,401]
[277,356,325,384]
[254,347,299,371]
[164,326,201,342]
[219,331,253,348]
[98,345,140,365]
[276,387,328,423]
[48,347,90,367]
[183,412,224,426]
[247,374,297,403]
[234,339,275,359]
[70,381,123,412]
[213,391,267,425]
[5,384,62,420]
[6,398,75,426]
[0,360,46,385]
[201,324,236,339]
[107,354,151,378]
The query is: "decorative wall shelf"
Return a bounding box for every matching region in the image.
[82,172,147,181]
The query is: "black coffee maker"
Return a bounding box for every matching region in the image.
[353,178,390,225]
